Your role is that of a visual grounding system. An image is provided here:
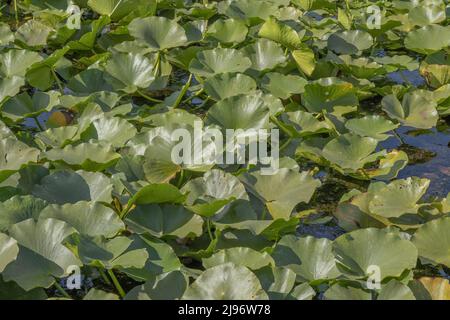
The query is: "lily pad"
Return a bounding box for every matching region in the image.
[182,263,268,300]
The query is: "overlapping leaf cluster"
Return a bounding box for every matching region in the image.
[0,0,449,300]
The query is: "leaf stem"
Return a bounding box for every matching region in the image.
[182,88,204,104]
[392,130,405,145]
[107,269,125,298]
[137,90,163,103]
[176,170,185,188]
[270,115,293,138]
[206,218,214,242]
[153,52,161,77]
[279,138,292,153]
[13,0,19,27]
[33,116,44,131]
[53,280,71,299]
[51,69,64,93]
[172,74,193,109]
[98,268,112,286]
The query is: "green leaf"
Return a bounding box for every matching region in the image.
[240,168,321,220]
[128,16,188,50]
[405,25,450,54]
[125,271,188,300]
[412,217,450,267]
[272,235,340,282]
[3,218,81,290]
[32,170,113,204]
[0,233,19,272]
[333,228,418,280]
[207,18,248,44]
[204,73,257,101]
[125,204,203,238]
[203,247,274,270]
[189,48,252,78]
[381,92,439,129]
[258,17,302,49]
[182,263,268,300]
[40,201,124,237]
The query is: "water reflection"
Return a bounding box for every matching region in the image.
[381,123,450,197]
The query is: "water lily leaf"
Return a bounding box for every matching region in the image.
[292,46,316,76]
[182,170,248,217]
[255,266,296,300]
[280,111,332,138]
[365,150,408,181]
[368,177,429,218]
[243,39,286,72]
[219,0,278,23]
[345,115,399,141]
[128,16,188,51]
[69,234,148,270]
[240,168,321,220]
[36,126,79,148]
[32,170,113,204]
[272,235,340,282]
[322,133,381,171]
[0,195,47,232]
[86,116,137,147]
[43,142,120,171]
[408,3,446,26]
[67,68,113,94]
[182,263,268,300]
[333,228,418,280]
[1,91,60,121]
[0,276,46,300]
[261,73,307,99]
[288,282,316,300]
[207,18,248,44]
[302,77,358,113]
[0,138,40,183]
[125,271,188,300]
[104,52,155,93]
[412,217,450,267]
[40,201,124,237]
[3,218,81,290]
[374,55,419,72]
[203,73,257,101]
[125,204,203,238]
[417,277,450,300]
[258,17,302,49]
[142,127,215,183]
[324,283,372,300]
[378,280,416,300]
[203,247,274,270]
[83,288,119,300]
[0,49,42,78]
[333,55,386,79]
[128,183,186,206]
[0,23,14,45]
[120,234,182,280]
[25,47,69,91]
[68,16,111,51]
[327,30,373,55]
[0,233,19,272]
[87,0,142,19]
[404,25,450,55]
[206,94,271,130]
[189,48,252,78]
[0,76,25,103]
[15,20,52,47]
[381,92,439,129]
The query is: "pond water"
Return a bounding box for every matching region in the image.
[381,124,450,198]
